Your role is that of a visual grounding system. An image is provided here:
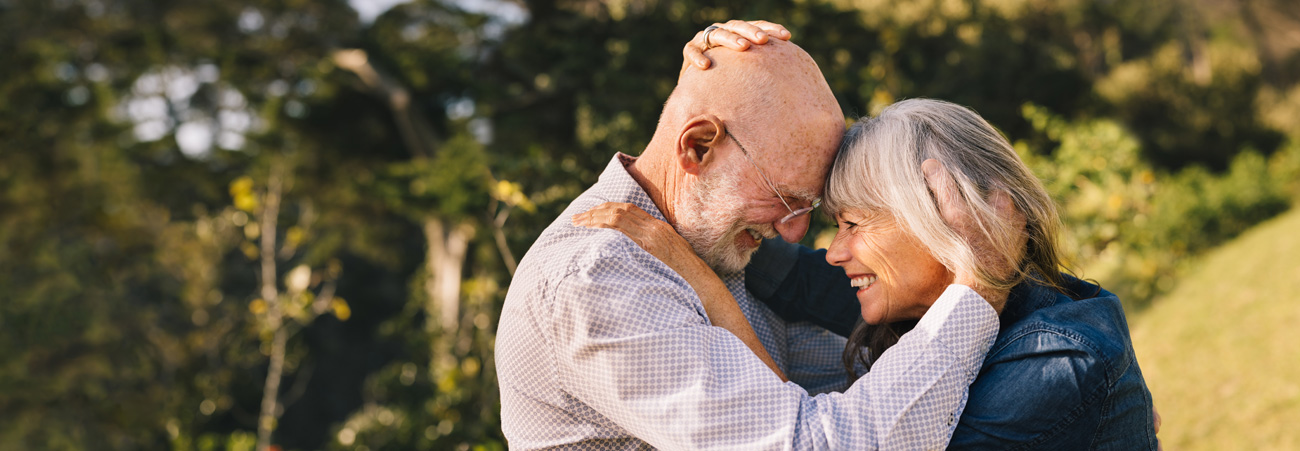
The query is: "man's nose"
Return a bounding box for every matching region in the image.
[775,214,810,243]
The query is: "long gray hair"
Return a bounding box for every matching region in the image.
[824,98,1073,377]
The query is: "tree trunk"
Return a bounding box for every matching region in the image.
[256,327,288,451]
[255,168,284,451]
[424,218,474,334]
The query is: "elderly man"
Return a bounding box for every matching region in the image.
[495,30,1000,449]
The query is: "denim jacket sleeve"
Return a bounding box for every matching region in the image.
[744,238,861,337]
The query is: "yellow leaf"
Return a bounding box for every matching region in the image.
[249,298,267,315]
[494,179,536,213]
[492,180,516,200]
[234,193,259,213]
[331,298,351,321]
[240,242,259,260]
[1139,170,1156,185]
[513,191,536,213]
[285,226,305,248]
[437,371,457,393]
[461,357,481,377]
[229,176,254,197]
[1106,193,1124,216]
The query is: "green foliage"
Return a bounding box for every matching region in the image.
[1095,40,1284,170]
[1019,104,1293,307]
[374,132,492,222]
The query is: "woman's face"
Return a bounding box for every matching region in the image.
[826,209,954,325]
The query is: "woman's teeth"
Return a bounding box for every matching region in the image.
[851,275,877,289]
[748,229,762,242]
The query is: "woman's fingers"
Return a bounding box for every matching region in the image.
[573,202,689,258]
[683,20,793,70]
[572,202,647,230]
[717,20,768,45]
[922,159,968,229]
[684,34,710,69]
[1152,405,1162,434]
[988,190,1028,279]
[718,19,792,43]
[703,28,751,51]
[747,20,792,40]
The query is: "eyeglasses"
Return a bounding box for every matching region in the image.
[724,128,821,225]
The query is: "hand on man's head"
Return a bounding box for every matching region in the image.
[682,20,792,71]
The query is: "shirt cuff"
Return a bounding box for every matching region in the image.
[915,284,1000,361]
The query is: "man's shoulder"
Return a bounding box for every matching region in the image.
[509,222,707,349]
[511,202,696,306]
[517,212,663,284]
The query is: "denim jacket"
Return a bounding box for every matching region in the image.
[745,239,1159,450]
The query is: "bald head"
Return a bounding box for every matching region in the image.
[624,39,844,265]
[621,39,845,272]
[650,39,845,200]
[666,39,843,139]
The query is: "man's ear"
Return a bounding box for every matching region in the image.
[676,114,726,175]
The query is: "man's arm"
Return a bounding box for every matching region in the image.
[745,238,864,393]
[552,241,998,449]
[746,238,861,337]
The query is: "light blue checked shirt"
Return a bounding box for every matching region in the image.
[496,154,1000,450]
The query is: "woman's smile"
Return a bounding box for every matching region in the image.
[826,209,953,325]
[848,273,878,292]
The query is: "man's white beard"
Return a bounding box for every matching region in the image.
[676,167,776,275]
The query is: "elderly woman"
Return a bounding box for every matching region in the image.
[576,93,1157,447]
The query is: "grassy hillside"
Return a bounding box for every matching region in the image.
[1131,207,1300,449]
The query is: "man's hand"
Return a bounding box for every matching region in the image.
[1154,405,1162,450]
[682,20,791,70]
[921,158,1026,313]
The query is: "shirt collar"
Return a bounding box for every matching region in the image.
[591,152,670,224]
[1000,274,1105,327]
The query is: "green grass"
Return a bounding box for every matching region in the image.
[1130,207,1300,450]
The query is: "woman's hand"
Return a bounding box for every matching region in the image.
[683,20,792,70]
[922,159,1027,313]
[572,202,708,277]
[573,202,789,382]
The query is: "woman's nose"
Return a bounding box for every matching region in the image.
[774,213,810,243]
[825,232,849,267]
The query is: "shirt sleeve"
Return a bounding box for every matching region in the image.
[745,238,862,337]
[552,246,1000,450]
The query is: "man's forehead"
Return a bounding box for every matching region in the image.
[773,169,827,200]
[763,156,829,201]
[766,128,842,197]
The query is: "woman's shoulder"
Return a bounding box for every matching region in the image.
[990,277,1137,380]
[953,278,1155,449]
